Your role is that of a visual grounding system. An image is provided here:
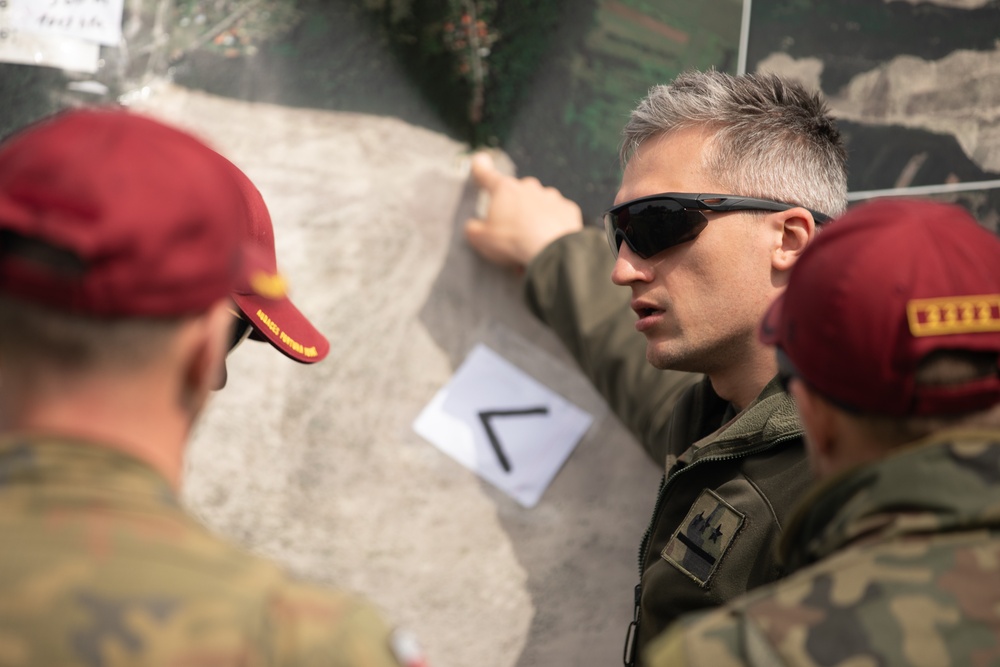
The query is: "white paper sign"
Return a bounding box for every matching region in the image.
[413,344,593,508]
[0,8,99,72]
[8,0,124,46]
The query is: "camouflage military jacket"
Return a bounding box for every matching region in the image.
[0,436,414,667]
[525,229,812,662]
[646,430,1000,667]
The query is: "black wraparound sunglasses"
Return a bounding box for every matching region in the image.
[603,192,832,259]
[227,308,253,354]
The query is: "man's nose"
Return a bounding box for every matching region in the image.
[611,242,653,286]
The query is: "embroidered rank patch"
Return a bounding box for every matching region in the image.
[662,489,745,588]
[907,294,1000,337]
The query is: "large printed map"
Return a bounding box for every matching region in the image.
[746,0,1000,228]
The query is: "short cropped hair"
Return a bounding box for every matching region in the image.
[0,296,181,376]
[621,70,848,218]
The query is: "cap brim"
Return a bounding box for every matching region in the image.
[758,292,786,346]
[232,291,330,364]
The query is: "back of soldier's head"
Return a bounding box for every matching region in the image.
[761,198,1000,444]
[0,109,253,381]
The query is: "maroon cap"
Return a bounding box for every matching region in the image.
[0,108,255,317]
[226,163,330,363]
[761,198,1000,416]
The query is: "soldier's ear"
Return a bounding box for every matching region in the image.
[789,378,838,478]
[177,300,231,418]
[770,208,816,275]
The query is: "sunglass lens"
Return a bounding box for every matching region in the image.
[605,199,709,258]
[228,318,253,352]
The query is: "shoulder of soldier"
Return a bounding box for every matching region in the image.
[653,529,998,667]
[645,584,813,667]
[267,577,426,667]
[644,605,750,667]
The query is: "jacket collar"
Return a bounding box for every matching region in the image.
[780,429,1000,572]
[679,375,803,466]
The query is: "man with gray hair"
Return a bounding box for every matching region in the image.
[465,70,848,664]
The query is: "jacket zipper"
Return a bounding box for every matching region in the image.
[624,433,800,666]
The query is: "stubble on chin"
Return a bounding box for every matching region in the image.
[645,338,690,372]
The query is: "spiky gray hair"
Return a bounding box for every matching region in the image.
[621,70,848,217]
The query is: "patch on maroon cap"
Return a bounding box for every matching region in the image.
[0,108,249,317]
[906,295,1000,338]
[761,198,1000,415]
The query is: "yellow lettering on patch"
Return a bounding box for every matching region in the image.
[907,294,1000,337]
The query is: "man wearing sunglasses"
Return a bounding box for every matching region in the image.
[647,197,1000,666]
[466,69,848,664]
[0,109,417,667]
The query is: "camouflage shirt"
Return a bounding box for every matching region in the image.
[646,429,1000,667]
[0,436,417,667]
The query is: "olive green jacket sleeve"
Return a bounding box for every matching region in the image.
[523,227,701,466]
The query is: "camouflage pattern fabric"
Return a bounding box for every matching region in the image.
[646,429,1000,667]
[0,437,412,667]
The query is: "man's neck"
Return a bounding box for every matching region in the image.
[1,375,189,488]
[707,350,779,412]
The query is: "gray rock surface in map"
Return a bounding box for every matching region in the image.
[758,46,1000,174]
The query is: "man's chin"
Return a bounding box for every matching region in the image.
[646,344,676,371]
[645,341,696,373]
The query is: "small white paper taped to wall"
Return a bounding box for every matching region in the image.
[413,343,593,508]
[0,2,100,72]
[0,22,99,72]
[8,0,124,47]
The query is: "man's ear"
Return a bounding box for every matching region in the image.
[177,300,231,417]
[770,208,816,274]
[789,377,838,479]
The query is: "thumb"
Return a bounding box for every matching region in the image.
[469,152,504,192]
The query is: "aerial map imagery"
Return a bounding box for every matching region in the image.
[746,0,1000,229]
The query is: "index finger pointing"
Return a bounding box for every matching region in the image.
[470,152,505,192]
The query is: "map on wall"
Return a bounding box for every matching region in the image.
[741,0,1000,229]
[4,0,998,229]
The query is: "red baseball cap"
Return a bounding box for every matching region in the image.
[0,108,260,317]
[226,162,330,363]
[761,198,1000,416]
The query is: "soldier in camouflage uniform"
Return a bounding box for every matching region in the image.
[647,198,1000,666]
[0,109,421,667]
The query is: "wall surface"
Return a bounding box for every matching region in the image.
[136,83,662,667]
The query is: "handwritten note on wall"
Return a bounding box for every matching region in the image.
[8,0,125,46]
[0,2,100,72]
